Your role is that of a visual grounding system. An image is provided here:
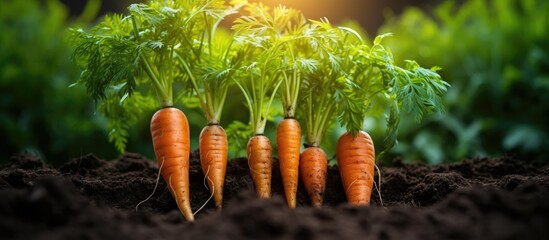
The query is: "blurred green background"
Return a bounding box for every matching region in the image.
[1,0,547,165]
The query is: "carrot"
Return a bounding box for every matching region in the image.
[336,131,375,205]
[199,124,228,210]
[276,118,301,208]
[247,134,273,198]
[150,107,194,221]
[300,146,328,207]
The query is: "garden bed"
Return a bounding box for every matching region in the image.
[1,152,548,240]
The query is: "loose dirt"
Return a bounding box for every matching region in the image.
[1,152,548,239]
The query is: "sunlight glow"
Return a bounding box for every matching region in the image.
[248,0,380,33]
[252,0,327,12]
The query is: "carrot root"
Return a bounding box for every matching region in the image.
[336,131,375,205]
[276,118,301,208]
[199,124,228,210]
[150,107,194,221]
[247,134,273,199]
[300,146,327,207]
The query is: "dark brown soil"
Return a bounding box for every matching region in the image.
[1,151,548,240]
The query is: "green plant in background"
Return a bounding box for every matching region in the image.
[379,0,549,163]
[0,0,119,165]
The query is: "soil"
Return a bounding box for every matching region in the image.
[1,151,548,240]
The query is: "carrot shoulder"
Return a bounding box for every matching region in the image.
[300,146,327,207]
[150,107,194,221]
[276,118,301,208]
[247,135,273,198]
[336,131,375,205]
[199,124,228,210]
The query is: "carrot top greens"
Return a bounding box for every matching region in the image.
[175,0,245,125]
[292,19,449,154]
[70,0,448,156]
[339,33,449,157]
[296,19,362,148]
[233,4,312,119]
[231,3,292,135]
[71,0,243,151]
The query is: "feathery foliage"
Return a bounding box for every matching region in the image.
[176,0,245,124]
[70,0,215,152]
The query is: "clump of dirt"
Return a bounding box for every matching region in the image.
[1,152,548,240]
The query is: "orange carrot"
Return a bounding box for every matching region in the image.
[336,131,375,205]
[199,124,228,210]
[276,118,301,208]
[247,134,273,198]
[300,146,327,207]
[150,107,194,221]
